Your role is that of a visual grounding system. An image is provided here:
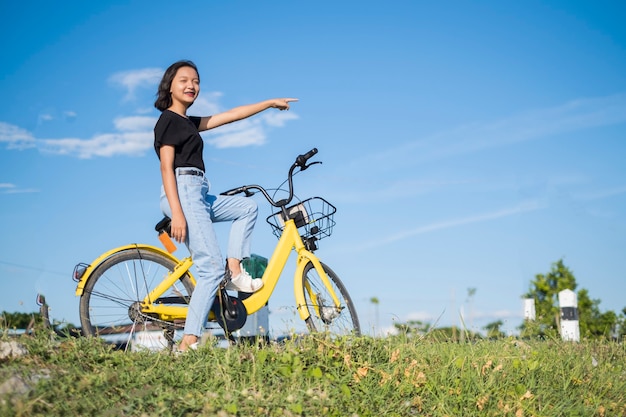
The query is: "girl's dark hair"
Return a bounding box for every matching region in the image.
[154,60,199,111]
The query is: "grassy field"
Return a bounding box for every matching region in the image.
[1,331,625,416]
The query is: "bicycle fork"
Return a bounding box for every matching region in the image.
[293,246,342,322]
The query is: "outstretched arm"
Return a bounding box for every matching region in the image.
[197,98,298,132]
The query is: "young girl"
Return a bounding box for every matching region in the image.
[154,60,297,351]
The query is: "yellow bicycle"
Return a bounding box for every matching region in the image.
[73,149,360,348]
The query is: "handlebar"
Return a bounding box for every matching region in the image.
[220,148,320,209]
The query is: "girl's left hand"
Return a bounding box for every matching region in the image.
[273,98,299,110]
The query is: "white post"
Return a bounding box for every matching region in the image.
[558,289,580,342]
[523,298,536,321]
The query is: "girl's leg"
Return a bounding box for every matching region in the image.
[209,194,258,261]
[209,195,263,291]
[160,174,224,348]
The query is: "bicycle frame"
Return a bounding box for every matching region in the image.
[74,218,340,324]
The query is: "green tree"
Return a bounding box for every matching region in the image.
[577,288,618,339]
[619,308,626,340]
[394,320,431,336]
[1,310,79,336]
[530,259,576,329]
[1,311,41,329]
[521,259,619,340]
[484,320,505,339]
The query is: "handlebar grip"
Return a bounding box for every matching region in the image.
[296,148,318,167]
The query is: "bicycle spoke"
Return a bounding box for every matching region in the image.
[301,261,360,336]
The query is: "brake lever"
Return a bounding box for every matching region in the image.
[301,161,322,171]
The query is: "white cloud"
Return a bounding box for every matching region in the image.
[7,114,158,159]
[36,111,77,124]
[38,114,54,123]
[0,122,36,150]
[113,116,157,132]
[0,182,39,194]
[262,111,299,127]
[2,187,40,194]
[109,67,163,101]
[41,131,153,159]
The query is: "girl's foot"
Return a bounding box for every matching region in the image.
[226,268,264,292]
[178,334,199,352]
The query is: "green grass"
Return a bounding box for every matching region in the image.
[1,330,625,416]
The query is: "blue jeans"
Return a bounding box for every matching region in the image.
[160,168,258,337]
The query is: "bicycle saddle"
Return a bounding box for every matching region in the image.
[155,216,171,234]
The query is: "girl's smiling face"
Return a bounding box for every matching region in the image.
[170,66,200,109]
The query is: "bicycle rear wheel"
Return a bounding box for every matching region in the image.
[79,248,194,350]
[301,261,360,336]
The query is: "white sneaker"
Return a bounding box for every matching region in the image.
[225,268,264,293]
[174,342,198,356]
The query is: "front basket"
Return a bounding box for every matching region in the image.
[266,197,336,242]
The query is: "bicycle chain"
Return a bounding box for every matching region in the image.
[128,301,185,332]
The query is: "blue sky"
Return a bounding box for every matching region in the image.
[1,0,625,336]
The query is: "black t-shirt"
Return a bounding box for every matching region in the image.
[154,110,205,172]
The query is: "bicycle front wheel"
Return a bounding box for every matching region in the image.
[79,248,194,350]
[301,261,360,336]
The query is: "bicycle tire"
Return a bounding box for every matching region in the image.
[301,261,360,336]
[79,248,194,350]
